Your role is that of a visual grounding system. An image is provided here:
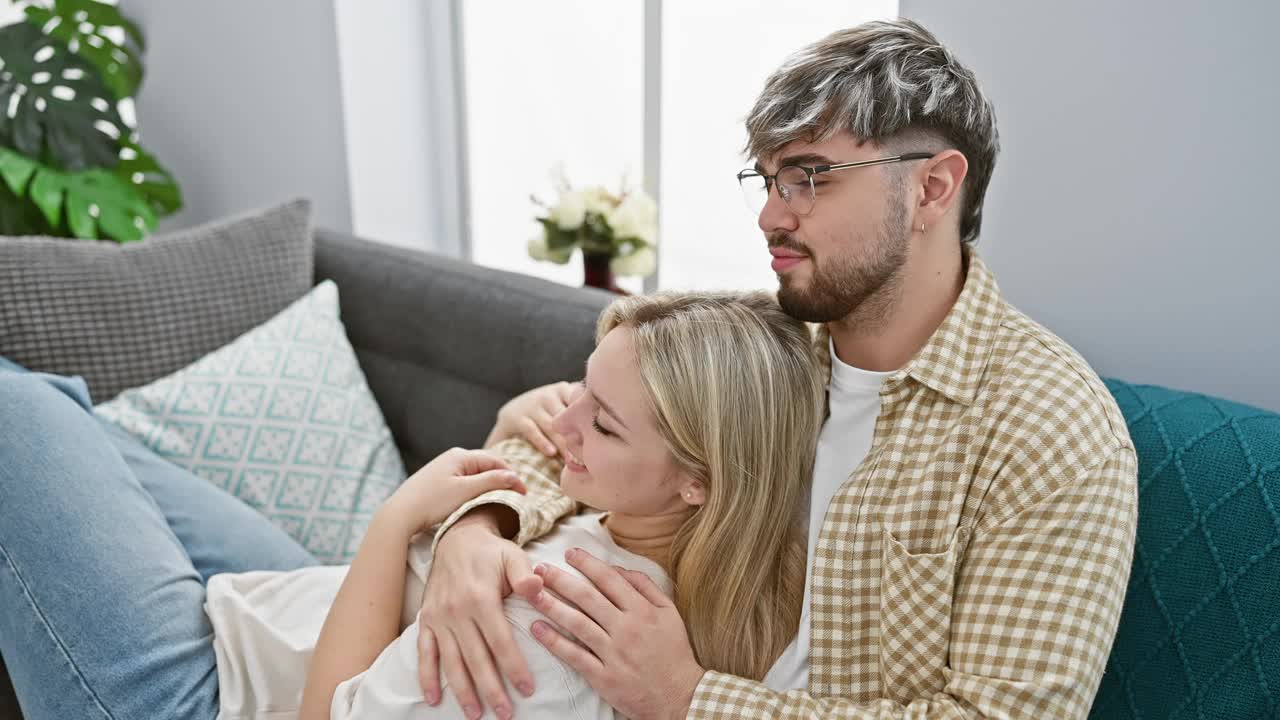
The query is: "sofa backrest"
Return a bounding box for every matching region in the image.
[314,228,611,472]
[1090,379,1280,719]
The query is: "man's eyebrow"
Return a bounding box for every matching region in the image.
[753,153,837,175]
[583,360,628,430]
[779,153,836,169]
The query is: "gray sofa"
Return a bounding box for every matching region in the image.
[0,227,612,720]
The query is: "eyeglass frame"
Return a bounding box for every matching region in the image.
[736,152,935,216]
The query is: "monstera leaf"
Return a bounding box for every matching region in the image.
[115,139,181,215]
[1,145,155,242]
[23,0,146,99]
[0,20,127,171]
[0,2,179,242]
[0,164,53,235]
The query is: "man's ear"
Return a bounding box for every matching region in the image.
[915,149,968,231]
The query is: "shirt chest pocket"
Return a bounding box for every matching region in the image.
[878,525,969,704]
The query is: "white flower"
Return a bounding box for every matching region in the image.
[605,191,658,246]
[527,233,573,264]
[549,191,587,230]
[610,246,657,277]
[582,186,614,216]
[527,233,551,261]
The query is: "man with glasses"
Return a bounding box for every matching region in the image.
[418,18,1136,720]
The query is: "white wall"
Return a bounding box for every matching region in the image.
[100,2,465,254]
[900,0,1280,411]
[119,1,354,234]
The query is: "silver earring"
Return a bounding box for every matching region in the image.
[919,222,926,233]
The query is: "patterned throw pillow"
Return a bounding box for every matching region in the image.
[95,280,407,564]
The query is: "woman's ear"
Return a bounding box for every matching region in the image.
[679,480,707,507]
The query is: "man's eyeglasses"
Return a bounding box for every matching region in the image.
[736,152,934,216]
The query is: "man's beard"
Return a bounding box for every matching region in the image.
[773,197,910,325]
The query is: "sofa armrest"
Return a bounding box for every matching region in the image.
[313,228,610,471]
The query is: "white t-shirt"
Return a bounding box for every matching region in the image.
[205,512,670,720]
[762,337,891,692]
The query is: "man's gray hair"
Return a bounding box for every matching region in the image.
[745,19,999,244]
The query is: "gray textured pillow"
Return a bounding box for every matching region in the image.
[0,199,314,403]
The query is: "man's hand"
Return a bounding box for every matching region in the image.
[416,511,543,720]
[526,548,706,720]
[484,381,579,457]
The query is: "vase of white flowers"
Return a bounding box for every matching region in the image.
[528,179,658,294]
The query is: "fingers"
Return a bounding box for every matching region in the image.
[617,567,671,607]
[563,548,643,613]
[517,416,559,456]
[528,587,609,650]
[463,468,526,496]
[553,381,577,405]
[504,547,544,598]
[454,448,510,475]
[475,608,537,700]
[531,408,571,459]
[437,629,482,719]
[530,619,604,681]
[456,621,513,720]
[534,559,623,629]
[417,623,441,705]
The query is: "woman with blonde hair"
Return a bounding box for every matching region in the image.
[198,290,826,719]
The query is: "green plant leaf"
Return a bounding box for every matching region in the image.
[114,140,182,214]
[28,167,64,227]
[50,0,146,51]
[62,167,154,241]
[0,169,53,235]
[0,20,126,170]
[95,196,145,241]
[25,1,146,100]
[64,184,96,238]
[0,146,37,195]
[10,159,155,241]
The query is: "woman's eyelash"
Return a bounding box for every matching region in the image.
[591,415,614,437]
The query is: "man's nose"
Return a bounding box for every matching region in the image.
[757,185,799,234]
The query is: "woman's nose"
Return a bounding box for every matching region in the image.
[552,393,584,439]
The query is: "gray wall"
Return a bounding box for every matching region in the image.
[900,0,1280,411]
[120,1,353,233]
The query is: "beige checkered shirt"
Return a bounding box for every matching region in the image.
[435,250,1138,719]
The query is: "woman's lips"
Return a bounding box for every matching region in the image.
[564,450,587,473]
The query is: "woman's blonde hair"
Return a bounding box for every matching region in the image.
[596,290,825,680]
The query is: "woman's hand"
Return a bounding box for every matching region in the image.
[379,448,527,538]
[485,381,579,457]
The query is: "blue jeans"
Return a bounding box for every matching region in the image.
[0,359,318,720]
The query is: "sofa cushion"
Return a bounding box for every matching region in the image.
[313,227,611,472]
[95,280,406,564]
[1091,379,1280,719]
[0,198,313,404]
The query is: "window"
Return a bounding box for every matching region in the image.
[658,2,897,290]
[462,1,897,291]
[461,0,645,292]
